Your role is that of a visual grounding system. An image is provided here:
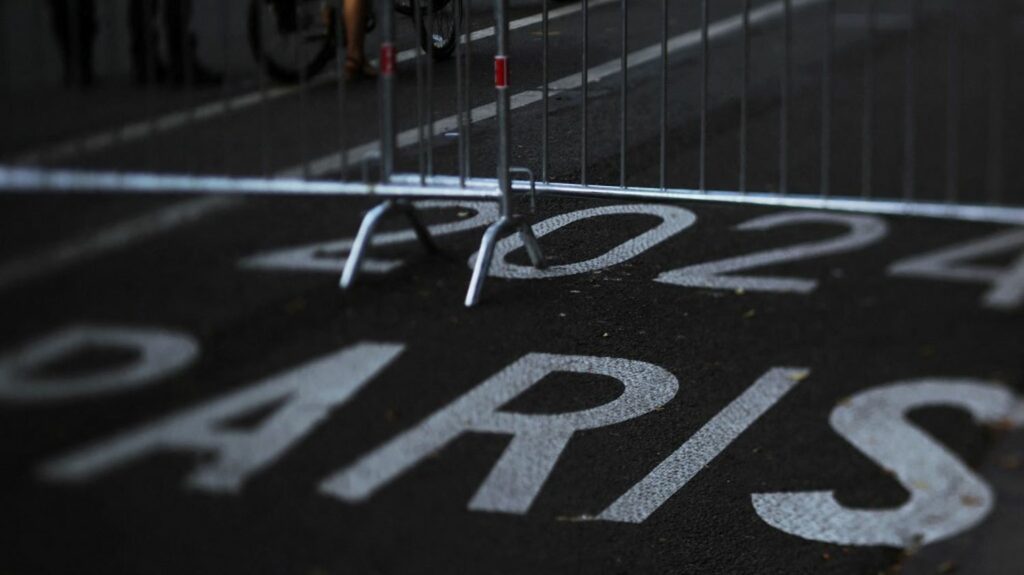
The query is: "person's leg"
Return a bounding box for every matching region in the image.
[47,0,96,86]
[77,0,95,85]
[163,0,187,83]
[343,0,375,78]
[128,0,161,84]
[47,0,73,85]
[164,0,222,86]
[344,0,366,63]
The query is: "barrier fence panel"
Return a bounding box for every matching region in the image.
[0,0,547,305]
[1,1,1022,303]
[0,1,487,186]
[505,0,1021,224]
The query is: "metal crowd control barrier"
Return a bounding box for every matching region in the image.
[1,1,1022,304]
[513,0,1021,222]
[338,0,546,306]
[0,0,546,306]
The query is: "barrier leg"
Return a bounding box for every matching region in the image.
[340,201,394,289]
[465,216,510,307]
[399,202,439,254]
[341,199,440,290]
[518,223,546,269]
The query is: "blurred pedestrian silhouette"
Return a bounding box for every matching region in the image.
[128,0,223,86]
[46,0,96,86]
[342,0,376,80]
[47,0,222,88]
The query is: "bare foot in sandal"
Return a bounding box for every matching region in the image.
[345,56,378,81]
[342,0,376,81]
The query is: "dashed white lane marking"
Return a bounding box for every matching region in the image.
[288,0,830,178]
[0,196,238,293]
[12,0,617,166]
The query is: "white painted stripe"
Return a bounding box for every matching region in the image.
[0,196,238,292]
[14,85,294,166]
[12,0,616,166]
[289,0,828,179]
[598,367,810,523]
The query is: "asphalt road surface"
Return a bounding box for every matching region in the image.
[2,1,1023,574]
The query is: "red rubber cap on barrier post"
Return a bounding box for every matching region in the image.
[380,43,396,77]
[494,56,508,88]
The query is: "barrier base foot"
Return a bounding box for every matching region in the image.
[465,216,545,307]
[340,200,438,290]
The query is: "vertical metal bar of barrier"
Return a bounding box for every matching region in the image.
[740,0,750,193]
[542,0,549,182]
[297,20,310,180]
[378,0,396,181]
[257,4,270,178]
[495,0,511,215]
[414,0,427,182]
[69,0,82,88]
[31,2,47,168]
[220,0,231,175]
[820,0,834,197]
[335,5,349,181]
[31,2,41,98]
[103,2,123,158]
[945,0,960,203]
[620,0,628,188]
[660,0,668,190]
[903,0,918,201]
[986,0,1005,204]
[143,0,158,171]
[463,0,472,180]
[779,0,791,195]
[455,0,466,186]
[581,0,589,186]
[426,1,436,177]
[0,4,8,102]
[861,0,875,198]
[180,0,196,176]
[466,0,544,308]
[67,0,85,162]
[700,0,708,193]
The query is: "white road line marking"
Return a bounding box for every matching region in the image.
[289,0,827,179]
[12,0,616,166]
[753,380,1013,547]
[0,325,199,403]
[0,196,238,293]
[599,367,810,524]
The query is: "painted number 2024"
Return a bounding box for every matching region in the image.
[241,202,1024,310]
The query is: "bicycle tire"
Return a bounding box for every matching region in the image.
[418,0,458,61]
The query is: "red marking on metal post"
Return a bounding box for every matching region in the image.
[495,56,508,88]
[380,43,396,76]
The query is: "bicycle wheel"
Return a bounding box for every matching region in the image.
[418,0,458,61]
[248,0,338,84]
